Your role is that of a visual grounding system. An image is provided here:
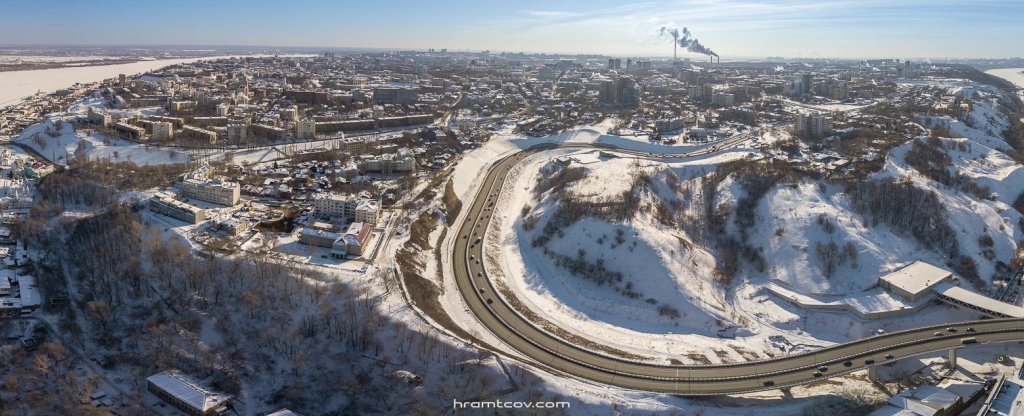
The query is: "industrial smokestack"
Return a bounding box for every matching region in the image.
[658,24,718,62]
[659,26,681,61]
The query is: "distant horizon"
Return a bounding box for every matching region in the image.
[2,0,1022,59]
[1,43,1022,62]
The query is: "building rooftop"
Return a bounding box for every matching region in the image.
[935,282,1024,318]
[18,275,39,308]
[267,410,305,416]
[147,369,231,413]
[879,261,953,297]
[183,177,239,190]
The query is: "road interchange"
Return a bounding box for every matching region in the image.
[449,139,1024,395]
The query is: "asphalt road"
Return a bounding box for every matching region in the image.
[450,139,1024,395]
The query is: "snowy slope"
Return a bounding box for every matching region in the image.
[488,148,806,362]
[14,117,189,166]
[875,139,1023,286]
[741,181,949,294]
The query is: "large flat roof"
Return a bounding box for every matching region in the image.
[267,410,305,416]
[18,275,39,307]
[879,261,953,295]
[147,370,231,412]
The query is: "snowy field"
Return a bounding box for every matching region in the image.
[12,95,189,166]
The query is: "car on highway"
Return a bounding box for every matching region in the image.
[864,359,875,365]
[933,331,943,337]
[947,327,957,333]
[843,361,853,368]
[885,354,895,360]
[812,371,822,378]
[762,381,775,387]
[966,327,976,332]
[817,366,828,372]
[961,338,977,345]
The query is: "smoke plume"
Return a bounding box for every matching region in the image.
[657,24,718,60]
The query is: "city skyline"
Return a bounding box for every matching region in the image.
[3,0,1023,59]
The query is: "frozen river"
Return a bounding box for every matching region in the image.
[0,54,311,107]
[986,67,1024,89]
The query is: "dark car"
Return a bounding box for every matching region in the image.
[865,359,875,365]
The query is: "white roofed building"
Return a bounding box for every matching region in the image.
[878,261,954,302]
[147,369,232,416]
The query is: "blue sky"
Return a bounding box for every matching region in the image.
[2,0,1022,58]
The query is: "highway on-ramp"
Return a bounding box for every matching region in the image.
[449,139,1024,395]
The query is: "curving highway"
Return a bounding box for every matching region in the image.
[450,139,1024,395]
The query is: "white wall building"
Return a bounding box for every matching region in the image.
[182,177,241,206]
[152,121,174,141]
[312,193,378,224]
[795,111,833,139]
[296,119,316,139]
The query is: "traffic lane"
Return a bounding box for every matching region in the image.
[450,145,1024,394]
[458,152,1017,377]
